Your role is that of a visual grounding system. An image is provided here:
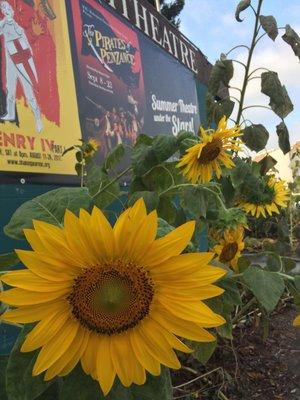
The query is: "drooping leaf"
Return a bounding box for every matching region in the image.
[266,252,282,272]
[208,60,234,95]
[4,188,91,240]
[132,135,178,176]
[242,124,269,151]
[0,252,20,271]
[229,158,252,187]
[206,93,235,125]
[6,327,52,400]
[142,163,183,194]
[157,197,177,225]
[243,266,285,312]
[258,155,277,175]
[282,24,300,60]
[181,184,219,219]
[104,144,125,171]
[156,218,174,239]
[128,191,159,212]
[276,121,291,154]
[261,71,294,118]
[87,166,120,209]
[235,0,251,22]
[189,341,217,365]
[259,15,278,41]
[60,365,172,400]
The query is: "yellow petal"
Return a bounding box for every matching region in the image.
[0,288,69,306]
[0,301,66,323]
[33,319,79,375]
[130,329,161,376]
[96,335,116,396]
[91,207,115,260]
[110,333,135,387]
[142,221,195,268]
[0,270,72,292]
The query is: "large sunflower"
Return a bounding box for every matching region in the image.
[177,116,241,183]
[0,199,225,395]
[212,226,245,272]
[239,177,289,218]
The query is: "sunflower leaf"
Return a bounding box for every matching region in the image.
[208,60,234,95]
[261,71,294,118]
[4,188,92,240]
[259,15,278,41]
[87,166,120,209]
[0,252,20,271]
[128,191,159,212]
[242,124,269,151]
[0,356,8,400]
[132,135,178,176]
[235,0,251,22]
[258,155,277,175]
[59,365,172,400]
[282,25,300,60]
[6,326,53,400]
[276,121,291,154]
[188,341,217,365]
[104,144,125,171]
[242,267,285,312]
[206,93,235,125]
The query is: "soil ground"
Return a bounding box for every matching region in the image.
[172,302,300,400]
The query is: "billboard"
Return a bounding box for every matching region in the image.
[66,0,200,163]
[0,0,211,182]
[0,0,80,178]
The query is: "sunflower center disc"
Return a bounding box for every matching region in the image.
[198,139,222,164]
[219,242,238,263]
[69,262,154,335]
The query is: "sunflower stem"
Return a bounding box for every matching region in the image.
[236,0,264,125]
[232,296,257,324]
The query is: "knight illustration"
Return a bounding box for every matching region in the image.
[0,1,43,133]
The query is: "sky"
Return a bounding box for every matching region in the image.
[179,0,300,149]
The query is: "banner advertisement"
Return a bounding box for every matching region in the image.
[0,0,80,176]
[66,0,200,164]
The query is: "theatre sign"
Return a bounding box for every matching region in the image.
[0,0,212,182]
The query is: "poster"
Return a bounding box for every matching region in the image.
[66,0,200,163]
[0,0,81,176]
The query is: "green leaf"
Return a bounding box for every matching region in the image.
[0,252,19,271]
[132,135,178,176]
[208,60,234,95]
[276,122,291,154]
[242,124,269,151]
[282,25,300,60]
[266,253,282,272]
[157,197,177,225]
[181,184,219,219]
[60,365,172,400]
[217,320,233,339]
[189,341,217,365]
[6,327,51,400]
[104,144,125,171]
[87,166,119,209]
[142,163,183,194]
[206,93,235,125]
[157,218,174,239]
[128,191,159,212]
[235,0,251,22]
[259,15,278,41]
[243,267,285,312]
[261,71,294,118]
[0,356,8,400]
[4,188,91,240]
[237,256,251,272]
[282,257,296,273]
[229,159,251,187]
[75,163,82,176]
[258,155,277,175]
[76,151,83,163]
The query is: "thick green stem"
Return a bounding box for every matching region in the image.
[236,0,264,125]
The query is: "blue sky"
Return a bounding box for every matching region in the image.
[179,0,300,149]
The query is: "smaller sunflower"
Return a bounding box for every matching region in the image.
[84,138,99,158]
[177,116,242,183]
[239,177,289,218]
[212,225,245,272]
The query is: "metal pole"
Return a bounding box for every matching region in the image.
[155,0,161,13]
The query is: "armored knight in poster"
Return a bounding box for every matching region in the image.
[0,1,43,133]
